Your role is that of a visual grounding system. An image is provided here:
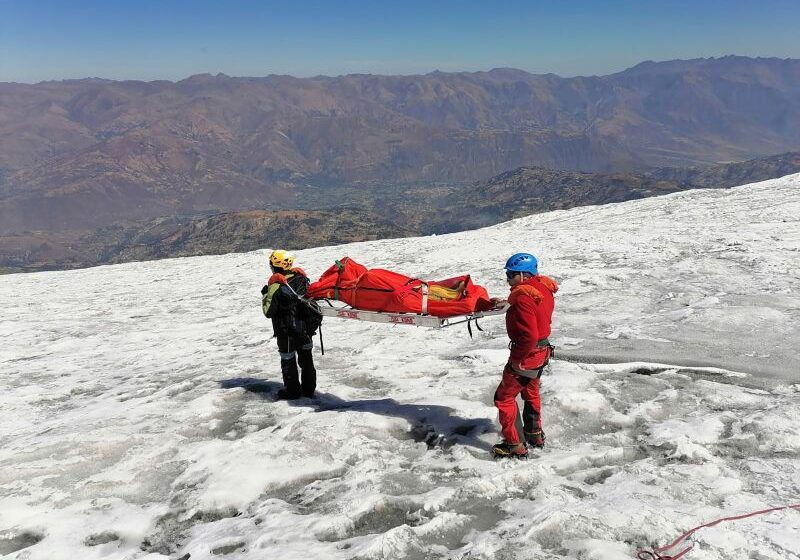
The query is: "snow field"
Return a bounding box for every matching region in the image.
[1,174,799,559]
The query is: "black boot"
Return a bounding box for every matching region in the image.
[276,388,301,400]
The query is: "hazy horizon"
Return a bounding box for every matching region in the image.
[3,55,798,86]
[2,0,799,83]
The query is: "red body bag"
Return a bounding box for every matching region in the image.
[306,257,493,318]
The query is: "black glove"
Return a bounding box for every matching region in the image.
[260,284,269,295]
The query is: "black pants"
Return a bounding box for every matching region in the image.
[277,333,316,397]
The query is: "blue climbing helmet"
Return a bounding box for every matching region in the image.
[505,252,538,275]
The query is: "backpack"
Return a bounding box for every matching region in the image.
[297,299,323,336]
[285,273,323,338]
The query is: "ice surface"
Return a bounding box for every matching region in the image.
[1,174,799,559]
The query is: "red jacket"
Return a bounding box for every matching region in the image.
[506,275,558,373]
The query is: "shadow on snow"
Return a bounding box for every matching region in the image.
[219,377,494,452]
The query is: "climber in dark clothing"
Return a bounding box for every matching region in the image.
[261,250,321,399]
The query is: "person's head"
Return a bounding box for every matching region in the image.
[269,249,295,272]
[504,252,538,286]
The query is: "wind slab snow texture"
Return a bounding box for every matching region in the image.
[1,174,799,560]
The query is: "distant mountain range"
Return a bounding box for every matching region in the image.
[432,150,800,231]
[2,151,798,272]
[2,55,799,238]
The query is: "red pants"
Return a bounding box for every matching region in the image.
[494,367,542,444]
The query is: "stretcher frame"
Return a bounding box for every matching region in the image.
[311,298,509,329]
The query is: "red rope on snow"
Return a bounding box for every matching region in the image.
[636,503,800,560]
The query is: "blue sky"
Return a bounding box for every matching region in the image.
[1,0,799,83]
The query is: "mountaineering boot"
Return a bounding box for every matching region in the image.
[276,388,301,400]
[525,429,546,449]
[492,441,529,459]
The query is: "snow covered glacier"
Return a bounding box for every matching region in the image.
[1,174,799,560]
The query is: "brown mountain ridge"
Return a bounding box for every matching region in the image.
[3,151,798,273]
[2,56,800,237]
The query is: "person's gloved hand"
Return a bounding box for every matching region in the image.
[260,284,269,295]
[268,273,287,285]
